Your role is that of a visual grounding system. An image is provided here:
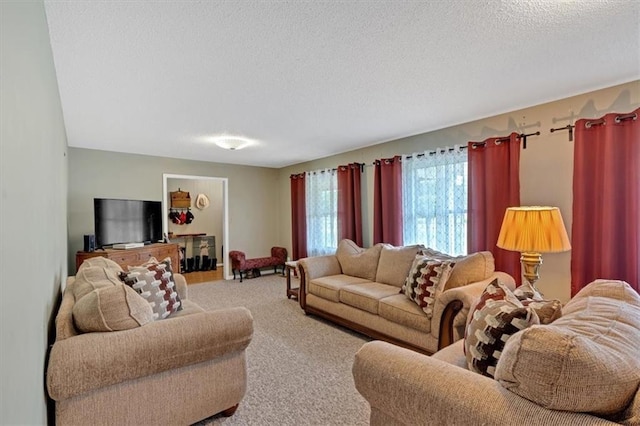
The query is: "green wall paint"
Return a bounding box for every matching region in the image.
[1,1,69,423]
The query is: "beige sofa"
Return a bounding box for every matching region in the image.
[298,239,514,354]
[353,279,640,425]
[46,261,253,425]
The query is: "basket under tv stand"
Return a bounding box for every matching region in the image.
[75,243,180,273]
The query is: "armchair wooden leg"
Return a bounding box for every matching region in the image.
[221,403,239,417]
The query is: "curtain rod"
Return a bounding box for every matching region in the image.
[586,112,638,128]
[519,130,541,149]
[615,112,638,123]
[586,112,637,128]
[290,162,364,178]
[470,131,540,150]
[404,146,467,160]
[550,124,575,141]
[550,112,637,140]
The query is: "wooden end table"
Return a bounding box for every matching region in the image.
[285,261,299,299]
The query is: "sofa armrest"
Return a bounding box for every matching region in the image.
[298,255,342,309]
[47,306,253,401]
[353,341,614,426]
[298,255,342,282]
[173,273,188,300]
[431,272,515,346]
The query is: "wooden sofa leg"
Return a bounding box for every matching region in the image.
[221,403,239,417]
[239,270,243,283]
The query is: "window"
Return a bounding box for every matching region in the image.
[402,147,467,255]
[306,169,338,256]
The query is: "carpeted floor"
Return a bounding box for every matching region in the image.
[189,274,371,426]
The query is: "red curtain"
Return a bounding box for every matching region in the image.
[290,173,307,260]
[337,163,363,246]
[373,156,403,246]
[468,133,521,283]
[571,109,639,295]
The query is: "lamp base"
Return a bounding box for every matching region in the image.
[519,252,544,300]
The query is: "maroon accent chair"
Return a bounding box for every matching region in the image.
[229,247,287,282]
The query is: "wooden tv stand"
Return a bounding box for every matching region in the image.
[76,243,180,273]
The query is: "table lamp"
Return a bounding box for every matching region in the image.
[497,206,571,297]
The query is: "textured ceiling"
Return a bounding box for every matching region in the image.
[44,0,640,168]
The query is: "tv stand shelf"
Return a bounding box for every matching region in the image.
[76,243,180,273]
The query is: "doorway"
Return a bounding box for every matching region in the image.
[162,173,230,282]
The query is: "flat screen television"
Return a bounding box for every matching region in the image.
[94,198,163,248]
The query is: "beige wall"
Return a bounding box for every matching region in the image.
[167,177,224,261]
[68,148,280,274]
[0,1,69,424]
[277,80,640,303]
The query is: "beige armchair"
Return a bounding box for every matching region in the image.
[47,274,253,425]
[353,280,640,425]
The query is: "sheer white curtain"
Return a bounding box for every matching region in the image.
[402,146,467,255]
[306,169,338,256]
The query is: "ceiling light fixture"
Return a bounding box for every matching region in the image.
[209,135,255,151]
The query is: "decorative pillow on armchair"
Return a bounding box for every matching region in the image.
[77,256,124,274]
[73,266,123,301]
[120,257,182,320]
[73,284,154,332]
[464,280,562,378]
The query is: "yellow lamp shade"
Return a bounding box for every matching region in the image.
[497,206,571,253]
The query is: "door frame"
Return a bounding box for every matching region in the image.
[162,173,231,280]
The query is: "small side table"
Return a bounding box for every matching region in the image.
[285,261,299,299]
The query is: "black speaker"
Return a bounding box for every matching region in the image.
[83,234,96,252]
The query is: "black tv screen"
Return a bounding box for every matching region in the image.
[94,198,162,248]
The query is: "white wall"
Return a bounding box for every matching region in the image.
[167,177,224,260]
[0,1,69,424]
[277,80,640,303]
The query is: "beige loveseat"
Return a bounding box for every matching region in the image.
[298,239,514,354]
[46,259,254,425]
[353,280,640,425]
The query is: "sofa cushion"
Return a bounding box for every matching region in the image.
[495,280,640,416]
[520,298,562,325]
[77,257,124,274]
[339,283,400,314]
[72,284,154,332]
[336,239,383,281]
[444,251,494,290]
[375,244,421,288]
[379,294,431,333]
[432,339,466,368]
[73,266,123,301]
[309,274,371,302]
[169,299,206,318]
[614,389,640,425]
[417,249,495,291]
[465,280,558,378]
[419,247,453,260]
[121,258,182,320]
